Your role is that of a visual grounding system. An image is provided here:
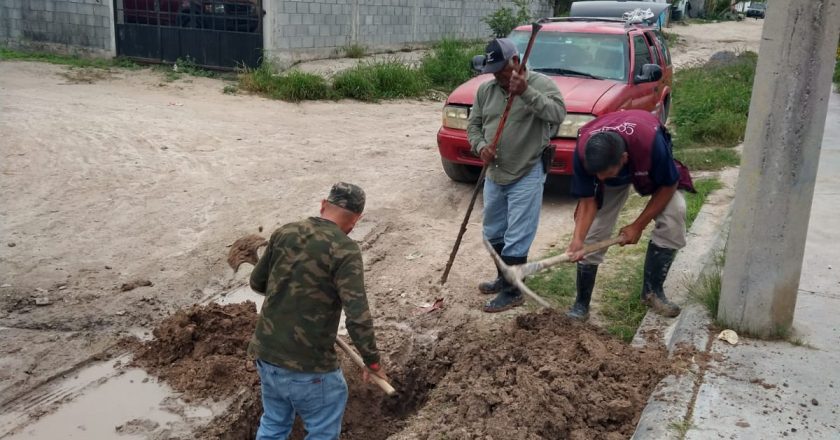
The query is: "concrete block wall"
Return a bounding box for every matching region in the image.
[0,0,114,56]
[265,0,554,65]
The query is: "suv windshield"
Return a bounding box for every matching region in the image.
[509,31,628,82]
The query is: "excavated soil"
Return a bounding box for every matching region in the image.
[134,304,671,439]
[131,302,259,401]
[400,310,672,440]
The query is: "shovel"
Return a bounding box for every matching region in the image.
[482,236,624,308]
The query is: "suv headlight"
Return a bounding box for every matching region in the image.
[442,105,469,130]
[556,114,596,138]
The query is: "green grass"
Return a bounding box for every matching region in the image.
[675,148,740,171]
[688,261,723,320]
[238,62,331,102]
[668,419,694,439]
[333,60,428,101]
[671,51,757,151]
[662,31,683,47]
[1,47,139,69]
[525,256,577,308]
[344,44,367,59]
[174,56,216,78]
[685,178,723,228]
[419,39,485,91]
[834,53,839,89]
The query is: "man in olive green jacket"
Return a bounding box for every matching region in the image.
[468,37,566,313]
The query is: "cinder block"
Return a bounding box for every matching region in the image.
[309,3,320,14]
[301,36,314,47]
[95,25,109,40]
[302,13,313,24]
[76,3,93,16]
[290,13,301,24]
[278,13,290,25]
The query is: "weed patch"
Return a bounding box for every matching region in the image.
[238,63,331,102]
[688,264,722,320]
[344,44,367,59]
[420,39,484,91]
[671,52,756,152]
[675,148,740,171]
[0,47,139,69]
[333,60,428,101]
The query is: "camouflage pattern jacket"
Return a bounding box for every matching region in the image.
[248,217,380,372]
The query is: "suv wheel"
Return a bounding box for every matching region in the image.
[441,158,481,183]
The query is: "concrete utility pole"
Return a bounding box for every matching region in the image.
[718,0,840,337]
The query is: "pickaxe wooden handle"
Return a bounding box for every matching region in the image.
[335,337,396,396]
[482,236,624,308]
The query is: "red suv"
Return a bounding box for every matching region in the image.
[437,18,674,182]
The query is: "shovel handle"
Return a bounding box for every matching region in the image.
[520,236,625,277]
[335,338,396,396]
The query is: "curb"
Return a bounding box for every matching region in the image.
[631,168,738,440]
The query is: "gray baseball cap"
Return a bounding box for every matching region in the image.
[481,38,519,74]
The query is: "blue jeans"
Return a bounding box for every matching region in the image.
[255,359,348,440]
[483,163,547,258]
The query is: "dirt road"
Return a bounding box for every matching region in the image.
[0,59,576,402]
[0,18,763,439]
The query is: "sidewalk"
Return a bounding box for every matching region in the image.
[685,92,840,438]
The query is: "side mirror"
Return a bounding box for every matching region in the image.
[471,54,487,73]
[635,63,663,83]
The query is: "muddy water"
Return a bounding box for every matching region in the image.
[1,356,214,439]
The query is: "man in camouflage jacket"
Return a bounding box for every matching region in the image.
[248,182,386,440]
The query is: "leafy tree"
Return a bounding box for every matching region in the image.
[482,0,532,38]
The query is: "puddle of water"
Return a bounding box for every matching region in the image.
[0,356,213,440]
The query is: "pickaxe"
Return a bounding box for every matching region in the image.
[482,236,624,308]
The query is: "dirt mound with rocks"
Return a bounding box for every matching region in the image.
[132,304,671,440]
[131,302,259,401]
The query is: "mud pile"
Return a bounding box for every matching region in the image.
[406,310,672,440]
[131,302,424,440]
[131,302,259,400]
[133,305,670,440]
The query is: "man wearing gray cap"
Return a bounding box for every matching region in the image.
[469,37,566,313]
[248,182,386,439]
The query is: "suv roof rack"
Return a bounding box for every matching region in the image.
[538,16,649,27]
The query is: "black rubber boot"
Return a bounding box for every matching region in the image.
[483,256,527,313]
[642,242,681,318]
[478,242,505,295]
[566,263,598,320]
